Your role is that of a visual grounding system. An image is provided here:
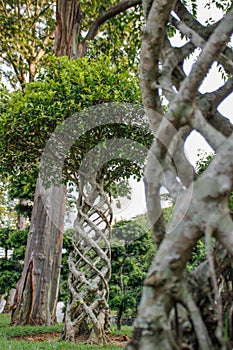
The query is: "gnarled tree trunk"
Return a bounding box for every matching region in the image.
[126,1,233,349]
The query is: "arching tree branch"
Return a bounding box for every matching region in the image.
[81,0,142,55]
[84,0,141,41]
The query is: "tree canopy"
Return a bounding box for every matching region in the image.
[0,55,145,201]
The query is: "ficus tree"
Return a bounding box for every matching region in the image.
[126,1,233,349]
[41,95,152,343]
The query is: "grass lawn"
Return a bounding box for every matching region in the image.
[0,314,131,349]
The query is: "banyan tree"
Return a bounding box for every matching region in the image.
[126,1,233,349]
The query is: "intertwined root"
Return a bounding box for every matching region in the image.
[65,183,112,344]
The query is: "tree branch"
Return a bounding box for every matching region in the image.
[174,0,219,39]
[140,0,174,119]
[180,282,213,350]
[168,7,233,123]
[172,16,233,74]
[158,41,194,99]
[29,5,52,30]
[206,76,233,110]
[83,0,142,43]
[29,31,54,81]
[207,110,233,137]
[190,109,226,151]
[215,213,233,256]
[195,93,233,137]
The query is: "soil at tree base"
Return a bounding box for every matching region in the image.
[12,332,130,346]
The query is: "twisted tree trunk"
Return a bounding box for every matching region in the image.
[64,176,112,344]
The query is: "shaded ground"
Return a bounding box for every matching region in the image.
[12,332,130,346]
[12,332,61,342]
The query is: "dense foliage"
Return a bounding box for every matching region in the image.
[0,0,55,88]
[0,55,143,205]
[110,220,154,329]
[109,209,173,327]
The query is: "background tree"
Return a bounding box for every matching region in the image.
[110,218,154,330]
[0,182,28,306]
[126,1,233,349]
[0,0,61,326]
[0,228,27,299]
[0,58,150,341]
[0,0,55,89]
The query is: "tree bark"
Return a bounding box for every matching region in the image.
[55,0,82,58]
[116,304,124,331]
[11,179,66,325]
[116,262,125,331]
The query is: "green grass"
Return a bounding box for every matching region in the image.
[110,326,132,338]
[0,313,11,327]
[0,314,130,349]
[0,340,124,349]
[0,323,63,339]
